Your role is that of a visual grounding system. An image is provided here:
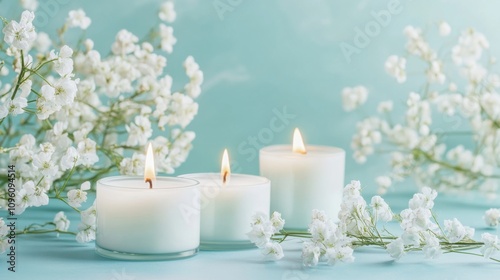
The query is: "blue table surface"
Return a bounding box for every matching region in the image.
[2,189,500,280]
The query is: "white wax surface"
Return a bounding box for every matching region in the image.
[96,176,200,254]
[180,173,270,243]
[259,145,345,230]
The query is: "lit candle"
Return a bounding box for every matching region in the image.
[259,128,345,230]
[180,149,270,250]
[96,143,201,260]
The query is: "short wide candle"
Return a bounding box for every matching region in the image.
[179,173,270,250]
[260,145,345,230]
[96,176,200,260]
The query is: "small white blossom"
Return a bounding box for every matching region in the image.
[158,24,176,53]
[444,218,475,243]
[247,223,274,248]
[422,233,442,259]
[484,208,500,227]
[326,246,355,265]
[409,187,437,210]
[370,196,393,222]
[377,101,393,114]
[2,97,28,117]
[386,237,405,260]
[342,86,368,112]
[20,0,38,11]
[53,211,70,232]
[50,45,74,77]
[126,115,152,146]
[438,21,451,36]
[480,233,500,259]
[66,9,91,30]
[76,203,96,243]
[34,32,51,52]
[60,146,80,171]
[32,152,58,177]
[385,55,407,83]
[270,212,285,233]
[77,138,99,166]
[343,180,362,198]
[260,242,284,261]
[2,11,36,51]
[401,231,420,247]
[375,176,392,194]
[426,60,446,84]
[111,29,138,56]
[159,1,176,22]
[302,242,321,267]
[67,182,90,208]
[452,28,489,66]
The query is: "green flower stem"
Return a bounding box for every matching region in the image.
[56,163,77,197]
[16,222,77,236]
[10,50,26,100]
[415,149,500,179]
[25,68,53,86]
[54,196,81,213]
[16,229,77,236]
[447,250,500,263]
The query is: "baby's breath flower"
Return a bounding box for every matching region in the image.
[386,237,406,260]
[341,86,368,112]
[302,242,321,267]
[438,21,451,36]
[53,211,70,232]
[484,208,500,227]
[159,2,176,22]
[66,9,91,30]
[260,242,284,261]
[480,233,500,259]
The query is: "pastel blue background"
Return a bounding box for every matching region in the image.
[2,1,500,279]
[2,0,499,188]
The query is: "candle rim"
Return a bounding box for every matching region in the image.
[260,144,345,156]
[179,173,270,187]
[97,176,199,190]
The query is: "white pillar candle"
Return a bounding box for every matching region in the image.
[259,129,345,230]
[96,176,200,260]
[180,150,270,250]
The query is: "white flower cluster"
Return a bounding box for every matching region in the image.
[250,181,500,267]
[342,22,500,196]
[484,208,500,227]
[0,2,202,243]
[388,187,440,259]
[247,212,285,261]
[303,209,354,266]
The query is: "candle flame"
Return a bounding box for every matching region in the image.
[221,149,231,184]
[292,128,307,154]
[144,143,156,188]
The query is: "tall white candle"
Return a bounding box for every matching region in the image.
[259,129,345,230]
[180,150,270,250]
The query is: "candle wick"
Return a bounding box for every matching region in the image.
[222,171,228,184]
[145,178,153,189]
